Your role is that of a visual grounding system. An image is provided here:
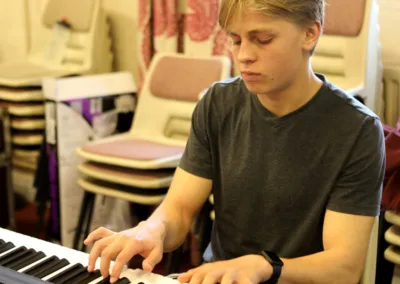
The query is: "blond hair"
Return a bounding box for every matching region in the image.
[219,0,325,31]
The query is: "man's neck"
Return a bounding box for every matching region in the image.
[256,69,323,118]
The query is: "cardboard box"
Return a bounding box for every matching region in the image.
[42,72,137,247]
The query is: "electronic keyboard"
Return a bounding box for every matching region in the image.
[0,227,179,284]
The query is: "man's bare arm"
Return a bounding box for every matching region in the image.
[147,167,213,251]
[277,210,375,284]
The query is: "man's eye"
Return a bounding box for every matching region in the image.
[233,41,241,45]
[257,38,273,45]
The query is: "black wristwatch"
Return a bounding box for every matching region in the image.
[260,250,284,284]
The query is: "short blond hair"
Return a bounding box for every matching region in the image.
[219,0,325,31]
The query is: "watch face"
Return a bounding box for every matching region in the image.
[262,251,284,266]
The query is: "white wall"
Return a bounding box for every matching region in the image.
[0,0,30,62]
[379,0,400,65]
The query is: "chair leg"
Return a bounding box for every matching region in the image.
[81,193,96,252]
[73,191,91,250]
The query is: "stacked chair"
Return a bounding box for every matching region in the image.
[72,52,231,265]
[0,107,14,229]
[384,211,400,283]
[0,0,113,200]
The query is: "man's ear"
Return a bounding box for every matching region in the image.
[302,21,322,53]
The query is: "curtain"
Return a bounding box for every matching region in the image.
[137,0,233,90]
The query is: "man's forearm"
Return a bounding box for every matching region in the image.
[276,249,362,284]
[147,201,192,252]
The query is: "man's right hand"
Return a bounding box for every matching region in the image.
[84,221,166,283]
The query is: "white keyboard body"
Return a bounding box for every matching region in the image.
[0,227,179,284]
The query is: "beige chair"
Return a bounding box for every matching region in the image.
[0,0,112,87]
[384,211,400,283]
[312,0,382,113]
[73,52,231,252]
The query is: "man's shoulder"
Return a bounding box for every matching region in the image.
[321,80,380,123]
[204,76,248,103]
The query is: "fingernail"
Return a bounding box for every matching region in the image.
[135,232,142,240]
[110,277,117,283]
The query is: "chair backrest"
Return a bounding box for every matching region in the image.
[130,52,231,146]
[312,0,381,112]
[28,0,112,74]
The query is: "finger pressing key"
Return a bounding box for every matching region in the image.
[100,241,122,278]
[110,246,139,283]
[88,237,113,272]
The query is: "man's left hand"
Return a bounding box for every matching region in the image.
[177,254,272,284]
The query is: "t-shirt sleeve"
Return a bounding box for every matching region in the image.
[326,116,385,216]
[178,90,213,180]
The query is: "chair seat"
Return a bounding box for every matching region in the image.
[78,161,174,188]
[385,225,400,247]
[0,102,45,116]
[13,149,40,159]
[386,211,400,226]
[12,157,37,171]
[12,133,43,146]
[0,87,43,102]
[78,137,185,169]
[78,178,167,205]
[385,245,400,265]
[11,118,45,130]
[0,61,69,87]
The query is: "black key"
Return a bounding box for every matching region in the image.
[78,269,102,283]
[66,267,100,284]
[0,239,4,245]
[47,263,86,284]
[0,246,27,265]
[24,256,60,276]
[7,251,46,271]
[0,242,15,254]
[115,277,131,284]
[34,258,69,279]
[3,248,36,268]
[24,256,69,279]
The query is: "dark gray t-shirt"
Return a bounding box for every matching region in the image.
[179,75,385,262]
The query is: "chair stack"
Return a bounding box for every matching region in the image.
[384,211,400,283]
[0,0,113,200]
[0,107,14,229]
[72,52,231,253]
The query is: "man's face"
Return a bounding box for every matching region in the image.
[228,11,311,95]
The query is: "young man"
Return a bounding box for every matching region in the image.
[84,0,385,283]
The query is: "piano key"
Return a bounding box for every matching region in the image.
[0,228,180,284]
[0,246,27,265]
[115,277,131,284]
[0,242,15,254]
[3,248,36,268]
[46,263,86,283]
[0,239,5,245]
[35,258,70,279]
[76,269,101,284]
[7,251,46,271]
[70,268,101,283]
[95,275,112,283]
[24,256,69,278]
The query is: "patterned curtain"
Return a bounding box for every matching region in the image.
[137,0,233,90]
